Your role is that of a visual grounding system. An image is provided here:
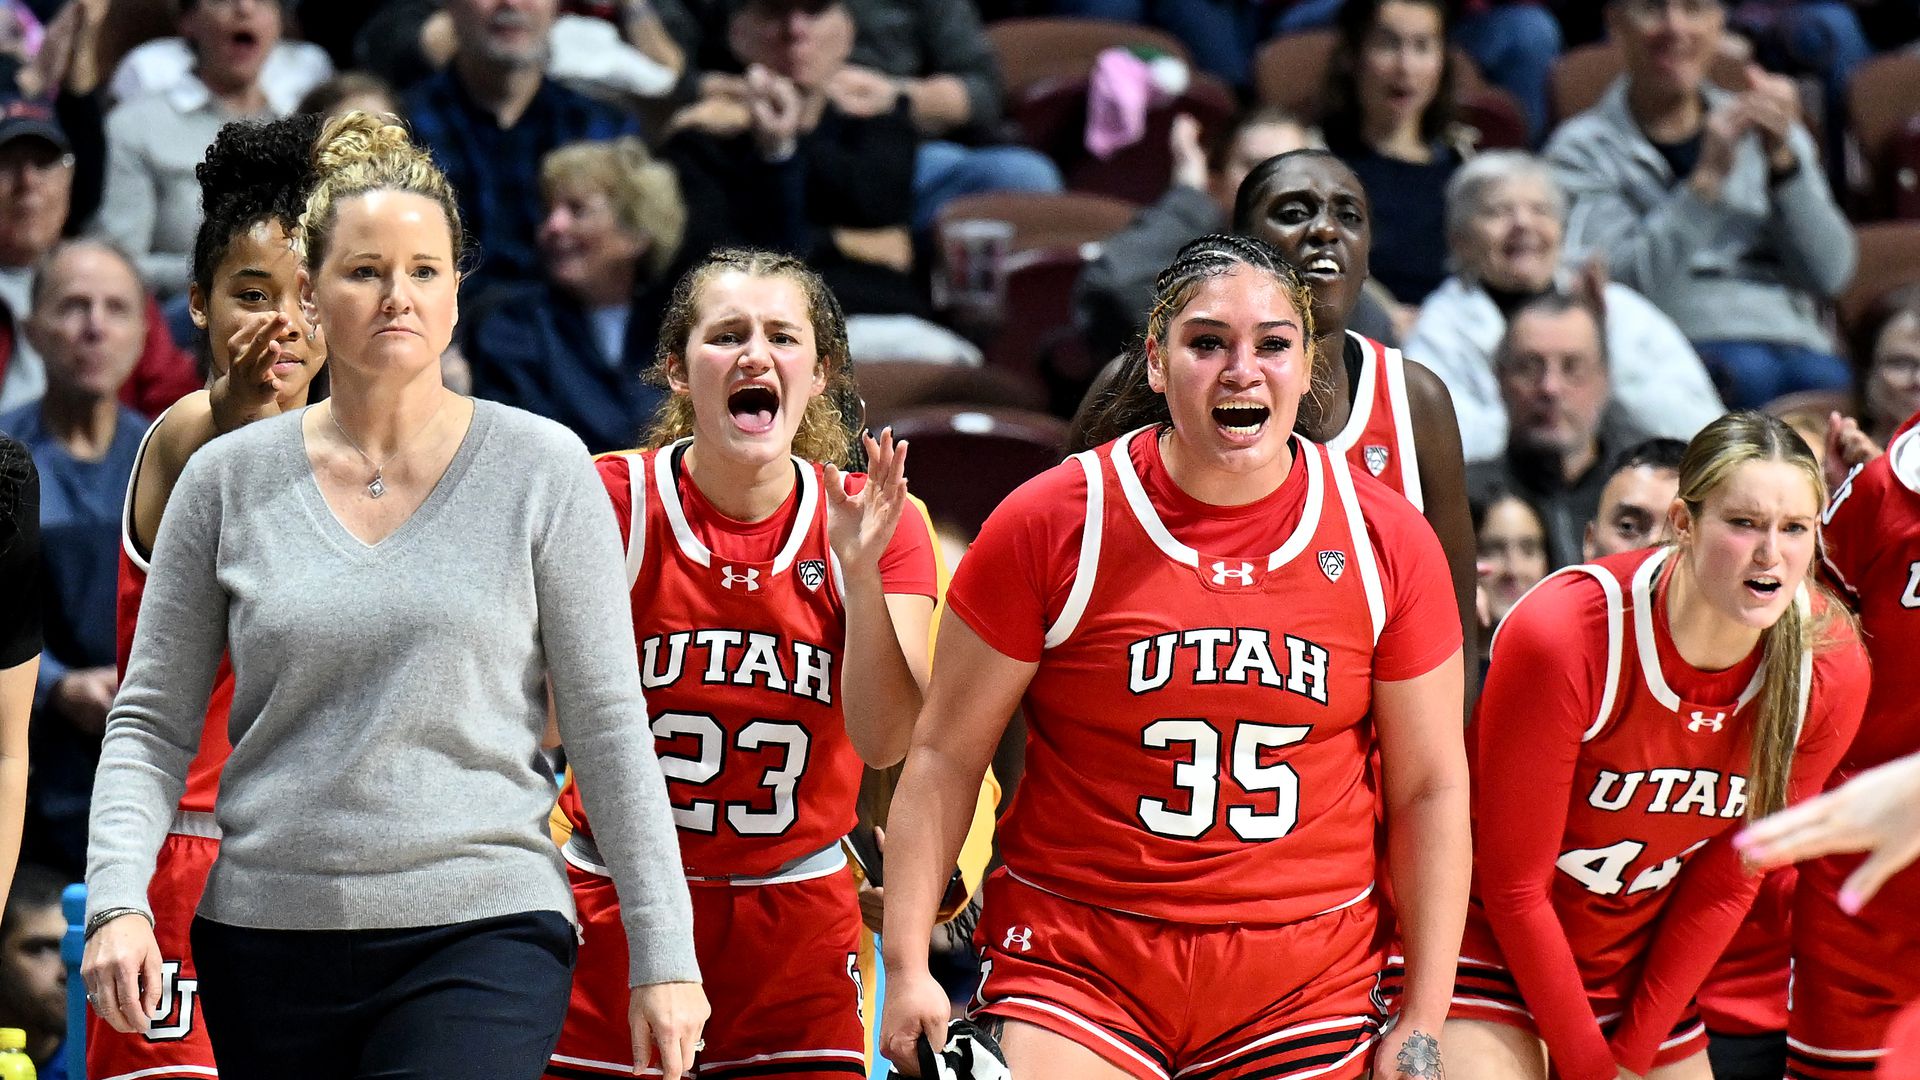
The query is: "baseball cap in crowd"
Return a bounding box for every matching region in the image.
[0,93,70,155]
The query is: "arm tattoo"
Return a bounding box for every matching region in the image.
[1396,1031,1443,1079]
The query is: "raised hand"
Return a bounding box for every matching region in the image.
[1737,751,1920,912]
[822,428,910,574]
[747,63,803,161]
[1823,410,1882,492]
[209,312,299,433]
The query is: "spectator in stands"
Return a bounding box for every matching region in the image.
[1408,150,1722,463]
[839,0,1061,231]
[96,0,287,298]
[1730,1,1872,186]
[5,0,107,238]
[1583,435,1685,559]
[1075,107,1317,364]
[295,69,399,120]
[1545,0,1854,411]
[109,8,332,115]
[1321,0,1471,317]
[0,863,67,1080]
[1855,284,1920,451]
[0,239,148,878]
[1467,291,1636,568]
[665,0,976,362]
[405,0,640,297]
[463,137,680,454]
[1471,481,1548,654]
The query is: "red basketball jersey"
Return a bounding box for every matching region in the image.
[1821,418,1920,774]
[117,411,232,819]
[1469,547,1866,1078]
[947,427,1459,924]
[558,443,934,878]
[1328,332,1423,511]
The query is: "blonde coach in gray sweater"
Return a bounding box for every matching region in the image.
[81,112,708,1080]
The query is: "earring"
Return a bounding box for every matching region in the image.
[305,329,315,342]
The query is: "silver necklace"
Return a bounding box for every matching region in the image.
[327,397,447,499]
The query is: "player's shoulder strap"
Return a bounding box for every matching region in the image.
[1321,441,1388,645]
[1042,447,1106,650]
[593,449,648,589]
[1490,560,1626,742]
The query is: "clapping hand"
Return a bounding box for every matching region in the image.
[823,428,910,574]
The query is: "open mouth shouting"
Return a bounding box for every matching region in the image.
[1212,400,1271,441]
[727,383,780,436]
[1743,574,1783,602]
[1302,253,1343,285]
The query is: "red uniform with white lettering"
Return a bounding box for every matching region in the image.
[949,428,1459,1080]
[547,441,935,1080]
[1329,331,1423,511]
[1455,547,1867,1080]
[1788,414,1920,1080]
[87,411,230,1080]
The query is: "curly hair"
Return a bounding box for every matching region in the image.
[645,248,858,467]
[192,113,324,302]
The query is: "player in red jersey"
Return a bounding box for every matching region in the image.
[882,234,1469,1080]
[544,248,937,1080]
[88,113,326,1080]
[1445,411,1871,1080]
[1705,408,1920,1080]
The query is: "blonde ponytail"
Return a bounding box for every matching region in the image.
[1673,411,1852,821]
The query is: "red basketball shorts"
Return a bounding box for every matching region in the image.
[970,870,1388,1080]
[87,829,219,1080]
[1787,856,1920,1080]
[545,859,866,1080]
[1449,909,1708,1068]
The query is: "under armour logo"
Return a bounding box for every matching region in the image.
[797,559,827,591]
[1363,445,1390,477]
[1002,926,1034,952]
[720,565,761,592]
[1210,561,1256,587]
[1687,710,1726,733]
[1318,550,1347,582]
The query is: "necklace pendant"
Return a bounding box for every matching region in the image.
[367,475,387,499]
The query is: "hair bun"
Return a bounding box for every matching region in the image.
[198,113,324,210]
[312,110,417,176]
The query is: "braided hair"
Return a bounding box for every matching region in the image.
[1071,233,1318,452]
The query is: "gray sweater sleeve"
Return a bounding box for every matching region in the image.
[1548,126,1721,297]
[537,452,700,987]
[84,452,228,921]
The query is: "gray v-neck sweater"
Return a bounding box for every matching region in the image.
[85,400,698,986]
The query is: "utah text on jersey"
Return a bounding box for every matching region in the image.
[640,629,835,707]
[1127,628,1333,704]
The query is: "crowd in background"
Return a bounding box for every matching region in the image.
[5,0,1920,1074]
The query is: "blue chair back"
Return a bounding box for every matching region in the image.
[61,883,86,1080]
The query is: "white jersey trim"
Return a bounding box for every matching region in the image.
[1325,330,1378,454]
[651,438,817,576]
[1889,422,1920,496]
[168,808,219,840]
[1324,447,1385,645]
[1488,563,1623,742]
[1043,450,1103,649]
[1785,1038,1888,1060]
[1108,426,1324,572]
[1380,344,1424,511]
[1630,548,1767,714]
[618,452,647,588]
[119,405,176,575]
[96,1067,221,1080]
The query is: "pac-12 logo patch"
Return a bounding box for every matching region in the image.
[797,559,827,591]
[1363,444,1390,476]
[1318,550,1347,582]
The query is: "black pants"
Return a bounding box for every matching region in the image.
[1707,1029,1788,1080]
[192,910,577,1080]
